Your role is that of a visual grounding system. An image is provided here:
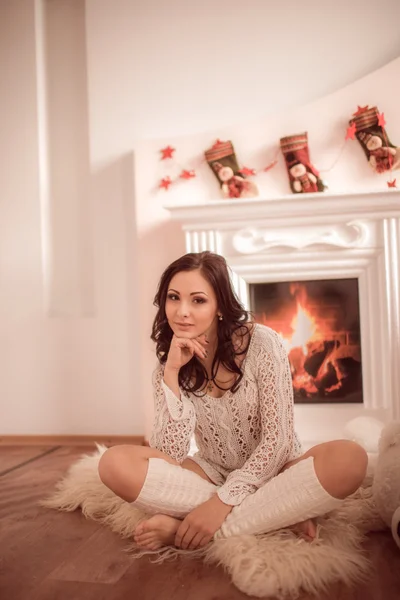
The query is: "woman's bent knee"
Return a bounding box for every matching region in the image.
[343,440,368,492]
[325,440,368,497]
[98,446,119,487]
[98,445,146,501]
[307,439,368,499]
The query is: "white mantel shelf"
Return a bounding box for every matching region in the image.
[164,189,400,228]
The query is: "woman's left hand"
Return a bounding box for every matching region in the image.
[175,495,233,550]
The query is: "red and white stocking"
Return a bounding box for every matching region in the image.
[280,132,326,194]
[205,140,258,199]
[349,106,400,174]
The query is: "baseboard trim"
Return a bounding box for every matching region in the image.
[0,435,145,447]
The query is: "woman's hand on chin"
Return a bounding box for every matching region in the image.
[165,334,209,371]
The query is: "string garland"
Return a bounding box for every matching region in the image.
[157,106,398,192]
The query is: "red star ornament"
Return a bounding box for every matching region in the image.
[387,179,397,188]
[180,169,196,180]
[352,105,369,117]
[159,176,173,190]
[160,146,176,160]
[346,122,357,140]
[378,112,386,128]
[239,167,256,176]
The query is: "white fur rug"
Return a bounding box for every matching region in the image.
[41,446,387,599]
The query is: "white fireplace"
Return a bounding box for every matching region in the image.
[165,189,400,445]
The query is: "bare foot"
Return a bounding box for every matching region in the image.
[134,514,181,551]
[290,518,317,541]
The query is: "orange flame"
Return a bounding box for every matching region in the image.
[278,294,340,396]
[280,300,321,353]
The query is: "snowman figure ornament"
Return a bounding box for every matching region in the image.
[288,159,318,193]
[213,162,258,199]
[359,132,397,174]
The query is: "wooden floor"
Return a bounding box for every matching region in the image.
[0,447,399,600]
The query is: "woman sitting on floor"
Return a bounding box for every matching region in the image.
[98,251,368,552]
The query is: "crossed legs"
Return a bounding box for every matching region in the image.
[98,440,368,551]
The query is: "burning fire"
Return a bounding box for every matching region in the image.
[277,284,344,398]
[288,304,317,354]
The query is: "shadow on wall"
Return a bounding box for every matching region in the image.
[70,152,145,435]
[137,214,186,439]
[89,151,187,436]
[89,150,186,436]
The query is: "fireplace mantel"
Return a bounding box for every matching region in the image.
[165,189,400,227]
[164,188,400,445]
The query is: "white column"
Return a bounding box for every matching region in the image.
[35,0,94,316]
[383,217,400,418]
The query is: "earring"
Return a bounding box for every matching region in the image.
[218,314,223,321]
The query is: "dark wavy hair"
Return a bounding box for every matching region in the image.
[151,251,252,395]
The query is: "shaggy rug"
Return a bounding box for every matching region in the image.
[41,446,387,599]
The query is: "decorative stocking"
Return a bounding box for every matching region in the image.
[205,140,258,199]
[280,132,326,194]
[349,106,400,174]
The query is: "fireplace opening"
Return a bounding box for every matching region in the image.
[249,279,363,404]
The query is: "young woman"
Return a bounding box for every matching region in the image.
[98,251,368,553]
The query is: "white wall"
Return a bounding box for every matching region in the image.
[1,0,400,437]
[85,0,400,152]
[1,0,141,435]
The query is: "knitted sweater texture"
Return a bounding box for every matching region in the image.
[150,324,303,506]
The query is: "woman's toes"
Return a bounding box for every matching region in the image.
[134,525,150,538]
[136,536,162,550]
[136,531,154,541]
[134,515,180,550]
[134,524,145,537]
[136,537,153,547]
[135,519,152,536]
[148,541,162,551]
[137,533,155,543]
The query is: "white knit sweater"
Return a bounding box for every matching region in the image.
[150,323,303,506]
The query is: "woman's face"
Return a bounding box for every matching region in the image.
[165,269,219,339]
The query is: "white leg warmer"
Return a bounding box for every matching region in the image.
[132,457,343,537]
[216,457,343,538]
[132,458,218,518]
